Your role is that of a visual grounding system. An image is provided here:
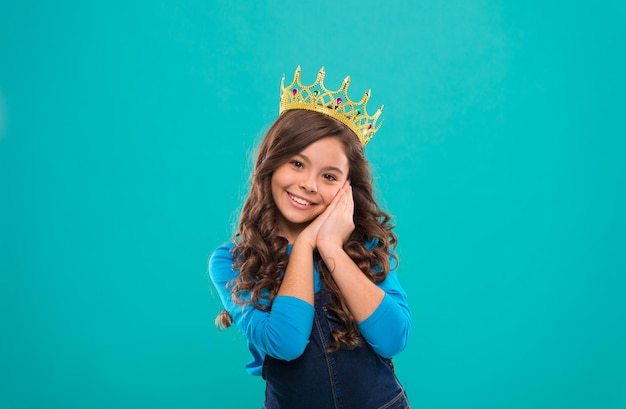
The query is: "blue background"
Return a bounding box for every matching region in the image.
[1,1,625,408]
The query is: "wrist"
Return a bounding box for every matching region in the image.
[293,235,316,252]
[317,241,345,260]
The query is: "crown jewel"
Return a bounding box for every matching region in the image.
[279,66,383,146]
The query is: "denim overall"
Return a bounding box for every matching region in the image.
[262,291,410,409]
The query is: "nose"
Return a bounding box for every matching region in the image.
[299,173,317,193]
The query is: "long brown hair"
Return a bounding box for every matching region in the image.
[216,109,397,351]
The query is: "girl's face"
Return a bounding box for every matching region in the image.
[271,137,350,242]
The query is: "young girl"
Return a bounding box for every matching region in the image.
[209,67,411,409]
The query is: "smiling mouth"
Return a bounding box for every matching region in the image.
[287,192,315,206]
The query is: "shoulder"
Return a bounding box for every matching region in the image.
[210,241,236,258]
[208,242,238,282]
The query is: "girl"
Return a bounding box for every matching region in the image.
[209,67,411,409]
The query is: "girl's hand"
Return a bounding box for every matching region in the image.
[294,183,344,249]
[316,181,355,253]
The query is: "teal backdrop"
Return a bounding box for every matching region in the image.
[1,1,625,408]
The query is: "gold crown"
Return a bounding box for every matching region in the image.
[279,66,383,147]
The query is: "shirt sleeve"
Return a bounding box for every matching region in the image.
[357,256,411,358]
[208,243,314,361]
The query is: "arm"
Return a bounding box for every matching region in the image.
[358,265,411,357]
[317,246,384,322]
[316,184,411,357]
[209,244,314,360]
[276,238,316,305]
[316,183,384,321]
[318,245,411,357]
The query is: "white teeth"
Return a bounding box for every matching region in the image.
[289,193,311,206]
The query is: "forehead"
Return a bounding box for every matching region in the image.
[298,137,349,171]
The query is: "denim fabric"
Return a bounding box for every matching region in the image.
[262,291,410,409]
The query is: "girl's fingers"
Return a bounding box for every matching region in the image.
[327,185,353,223]
[333,182,347,202]
[317,181,351,229]
[313,184,345,225]
[337,183,352,212]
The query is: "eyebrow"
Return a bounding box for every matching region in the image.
[296,153,345,175]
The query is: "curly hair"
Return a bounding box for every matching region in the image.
[215,109,397,351]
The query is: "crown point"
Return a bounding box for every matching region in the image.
[317,67,326,82]
[340,75,350,90]
[362,90,371,103]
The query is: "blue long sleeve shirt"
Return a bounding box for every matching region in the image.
[209,242,411,376]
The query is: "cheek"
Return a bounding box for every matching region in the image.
[321,186,342,204]
[271,165,294,187]
[270,169,286,190]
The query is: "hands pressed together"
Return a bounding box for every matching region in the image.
[296,180,355,253]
